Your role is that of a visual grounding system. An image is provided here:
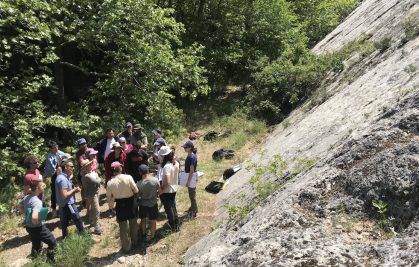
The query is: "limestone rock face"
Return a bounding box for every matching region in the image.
[186,0,419,266]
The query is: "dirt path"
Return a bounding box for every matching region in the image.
[0,182,216,267]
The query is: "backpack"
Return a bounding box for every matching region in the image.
[204,131,220,141]
[222,163,242,180]
[205,181,224,194]
[212,149,235,161]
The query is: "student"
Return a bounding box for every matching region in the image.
[182,140,198,218]
[158,146,179,231]
[55,159,84,238]
[104,142,127,185]
[19,180,56,260]
[81,159,102,235]
[106,162,139,253]
[126,141,149,183]
[44,141,69,217]
[23,155,43,198]
[136,164,159,242]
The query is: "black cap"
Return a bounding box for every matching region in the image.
[181,140,194,149]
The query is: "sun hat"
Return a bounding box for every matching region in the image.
[158,146,172,157]
[80,159,93,169]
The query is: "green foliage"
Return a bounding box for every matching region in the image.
[404,64,418,76]
[23,254,52,267]
[402,10,419,42]
[55,233,95,267]
[0,180,21,215]
[373,37,392,51]
[372,199,388,215]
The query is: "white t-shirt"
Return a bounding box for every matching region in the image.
[162,163,176,193]
[104,138,116,160]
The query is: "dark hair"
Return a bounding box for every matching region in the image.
[29,180,41,192]
[23,155,38,169]
[48,141,57,148]
[112,168,121,177]
[161,151,174,167]
[106,128,113,133]
[60,158,73,169]
[192,147,198,154]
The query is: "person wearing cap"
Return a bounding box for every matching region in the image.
[44,141,70,217]
[55,159,84,238]
[76,138,89,208]
[152,137,167,164]
[85,148,99,173]
[152,129,162,142]
[106,162,139,253]
[158,146,179,231]
[118,122,135,145]
[182,140,198,218]
[119,137,133,153]
[104,142,127,185]
[136,164,159,242]
[126,141,149,183]
[95,128,117,163]
[133,124,148,149]
[23,155,43,198]
[81,159,102,235]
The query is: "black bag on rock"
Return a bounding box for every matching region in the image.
[205,181,224,194]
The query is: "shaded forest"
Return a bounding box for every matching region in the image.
[0,0,358,199]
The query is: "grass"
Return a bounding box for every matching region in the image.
[145,111,267,266]
[55,233,95,267]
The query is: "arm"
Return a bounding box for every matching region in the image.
[186,165,195,187]
[106,186,115,208]
[31,209,40,225]
[61,187,80,200]
[85,173,101,186]
[129,177,139,194]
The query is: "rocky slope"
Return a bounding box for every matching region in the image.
[186,0,419,266]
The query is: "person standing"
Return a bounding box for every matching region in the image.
[126,141,149,183]
[96,128,117,163]
[104,142,127,185]
[182,140,198,218]
[44,141,69,217]
[119,137,133,153]
[55,159,84,238]
[23,155,43,198]
[136,164,159,242]
[106,162,139,253]
[158,146,179,231]
[133,124,148,150]
[76,138,88,208]
[81,159,102,235]
[18,180,56,260]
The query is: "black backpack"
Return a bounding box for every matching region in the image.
[212,149,235,160]
[205,181,224,194]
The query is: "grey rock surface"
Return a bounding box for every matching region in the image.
[186,0,419,266]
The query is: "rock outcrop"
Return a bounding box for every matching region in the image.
[186,0,419,266]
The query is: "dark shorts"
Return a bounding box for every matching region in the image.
[138,204,158,220]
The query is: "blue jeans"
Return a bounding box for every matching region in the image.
[60,203,84,238]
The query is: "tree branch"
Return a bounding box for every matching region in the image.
[59,62,111,78]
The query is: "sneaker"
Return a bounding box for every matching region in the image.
[93,228,103,235]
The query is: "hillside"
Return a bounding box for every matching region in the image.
[185,0,419,266]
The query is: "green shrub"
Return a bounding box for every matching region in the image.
[55,233,95,267]
[23,254,52,267]
[374,37,392,51]
[402,11,419,41]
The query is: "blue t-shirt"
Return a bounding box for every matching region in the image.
[21,195,43,228]
[185,153,197,173]
[55,173,75,207]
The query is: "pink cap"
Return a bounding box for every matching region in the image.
[111,161,123,169]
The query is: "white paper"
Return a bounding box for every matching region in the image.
[178,172,197,188]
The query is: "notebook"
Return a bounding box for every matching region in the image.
[25,207,49,225]
[178,172,197,188]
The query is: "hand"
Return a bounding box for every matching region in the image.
[74,187,81,193]
[186,181,190,188]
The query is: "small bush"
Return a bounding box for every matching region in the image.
[402,11,419,41]
[373,37,392,51]
[23,254,52,267]
[55,233,95,267]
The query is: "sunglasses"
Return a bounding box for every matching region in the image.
[31,162,39,165]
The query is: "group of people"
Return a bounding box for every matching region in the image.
[19,122,199,260]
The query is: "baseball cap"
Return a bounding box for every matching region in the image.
[77,138,87,145]
[85,148,98,157]
[119,137,127,143]
[153,137,166,146]
[181,140,194,149]
[111,161,123,169]
[126,122,133,128]
[152,129,162,136]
